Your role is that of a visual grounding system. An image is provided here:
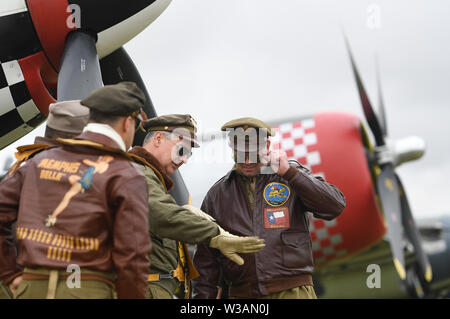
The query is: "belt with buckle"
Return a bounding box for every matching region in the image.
[147,271,175,282]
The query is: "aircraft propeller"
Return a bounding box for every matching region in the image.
[343,35,432,286]
[57,29,191,206]
[99,47,190,205]
[57,30,103,101]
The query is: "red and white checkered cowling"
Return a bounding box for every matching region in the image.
[272,112,386,267]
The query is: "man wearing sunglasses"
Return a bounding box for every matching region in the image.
[0,82,151,299]
[193,117,346,299]
[128,114,266,299]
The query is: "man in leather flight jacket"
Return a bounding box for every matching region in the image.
[193,117,346,299]
[129,114,265,299]
[0,82,151,299]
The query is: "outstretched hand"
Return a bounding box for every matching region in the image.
[209,233,265,265]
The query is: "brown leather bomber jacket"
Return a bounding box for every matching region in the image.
[0,132,151,298]
[193,161,346,298]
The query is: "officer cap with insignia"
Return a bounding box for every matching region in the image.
[81,81,147,120]
[141,114,200,148]
[221,117,274,152]
[47,100,89,134]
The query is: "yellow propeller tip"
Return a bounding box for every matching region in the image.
[425,266,433,282]
[393,258,406,280]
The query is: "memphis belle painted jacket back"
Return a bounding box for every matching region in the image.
[0,132,151,299]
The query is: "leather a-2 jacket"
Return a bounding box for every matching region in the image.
[0,132,151,298]
[6,136,59,178]
[193,161,346,298]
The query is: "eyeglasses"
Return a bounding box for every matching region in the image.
[135,110,147,122]
[131,109,147,130]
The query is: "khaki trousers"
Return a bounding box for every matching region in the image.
[231,285,317,299]
[146,283,173,299]
[14,268,116,299]
[0,282,13,299]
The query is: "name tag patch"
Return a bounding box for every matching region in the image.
[264,206,290,229]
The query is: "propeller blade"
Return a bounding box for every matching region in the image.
[57,31,103,101]
[376,164,406,280]
[99,46,156,146]
[168,175,191,206]
[375,55,387,136]
[343,35,385,146]
[99,47,190,206]
[395,173,433,283]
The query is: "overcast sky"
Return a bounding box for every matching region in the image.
[2,0,449,218]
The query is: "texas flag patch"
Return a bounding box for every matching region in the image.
[264,207,290,229]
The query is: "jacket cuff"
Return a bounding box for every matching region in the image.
[282,165,299,182]
[207,226,221,246]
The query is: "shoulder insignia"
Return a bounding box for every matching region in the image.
[8,144,53,176]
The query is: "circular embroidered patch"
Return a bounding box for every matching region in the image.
[263,182,290,207]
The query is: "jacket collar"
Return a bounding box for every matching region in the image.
[83,123,126,151]
[224,166,239,182]
[73,131,123,150]
[33,136,60,147]
[224,165,272,183]
[128,146,174,191]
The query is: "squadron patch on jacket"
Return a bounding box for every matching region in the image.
[263,182,290,207]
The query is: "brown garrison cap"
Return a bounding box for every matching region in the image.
[221,117,273,152]
[80,82,146,117]
[47,100,89,134]
[142,114,200,148]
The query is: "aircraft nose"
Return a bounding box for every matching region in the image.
[27,0,172,69]
[75,0,172,58]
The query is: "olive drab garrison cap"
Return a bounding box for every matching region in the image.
[221,117,274,152]
[47,100,89,134]
[80,82,146,116]
[141,114,200,148]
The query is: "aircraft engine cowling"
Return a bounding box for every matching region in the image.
[0,0,172,149]
[272,112,386,266]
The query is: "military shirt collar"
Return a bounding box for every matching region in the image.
[83,123,126,151]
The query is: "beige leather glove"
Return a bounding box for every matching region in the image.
[182,205,216,222]
[182,205,265,265]
[209,233,265,265]
[182,205,229,236]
